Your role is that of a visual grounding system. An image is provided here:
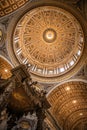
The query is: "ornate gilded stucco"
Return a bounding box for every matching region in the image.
[13,6,84,81]
[0,0,28,18]
[47,81,87,130]
[0,57,12,79]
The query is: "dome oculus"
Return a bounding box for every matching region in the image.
[43,28,57,43]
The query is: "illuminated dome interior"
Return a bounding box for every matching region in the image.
[13,6,84,81]
[0,0,87,130]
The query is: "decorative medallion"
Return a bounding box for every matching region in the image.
[13,6,84,79]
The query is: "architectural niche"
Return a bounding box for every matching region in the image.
[0,57,12,79]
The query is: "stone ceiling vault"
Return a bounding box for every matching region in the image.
[0,0,29,18]
[47,81,87,130]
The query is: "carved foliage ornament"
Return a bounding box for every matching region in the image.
[13,6,84,78]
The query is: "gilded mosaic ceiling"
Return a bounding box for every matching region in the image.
[48,81,87,130]
[0,57,12,79]
[0,0,28,17]
[13,6,84,79]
